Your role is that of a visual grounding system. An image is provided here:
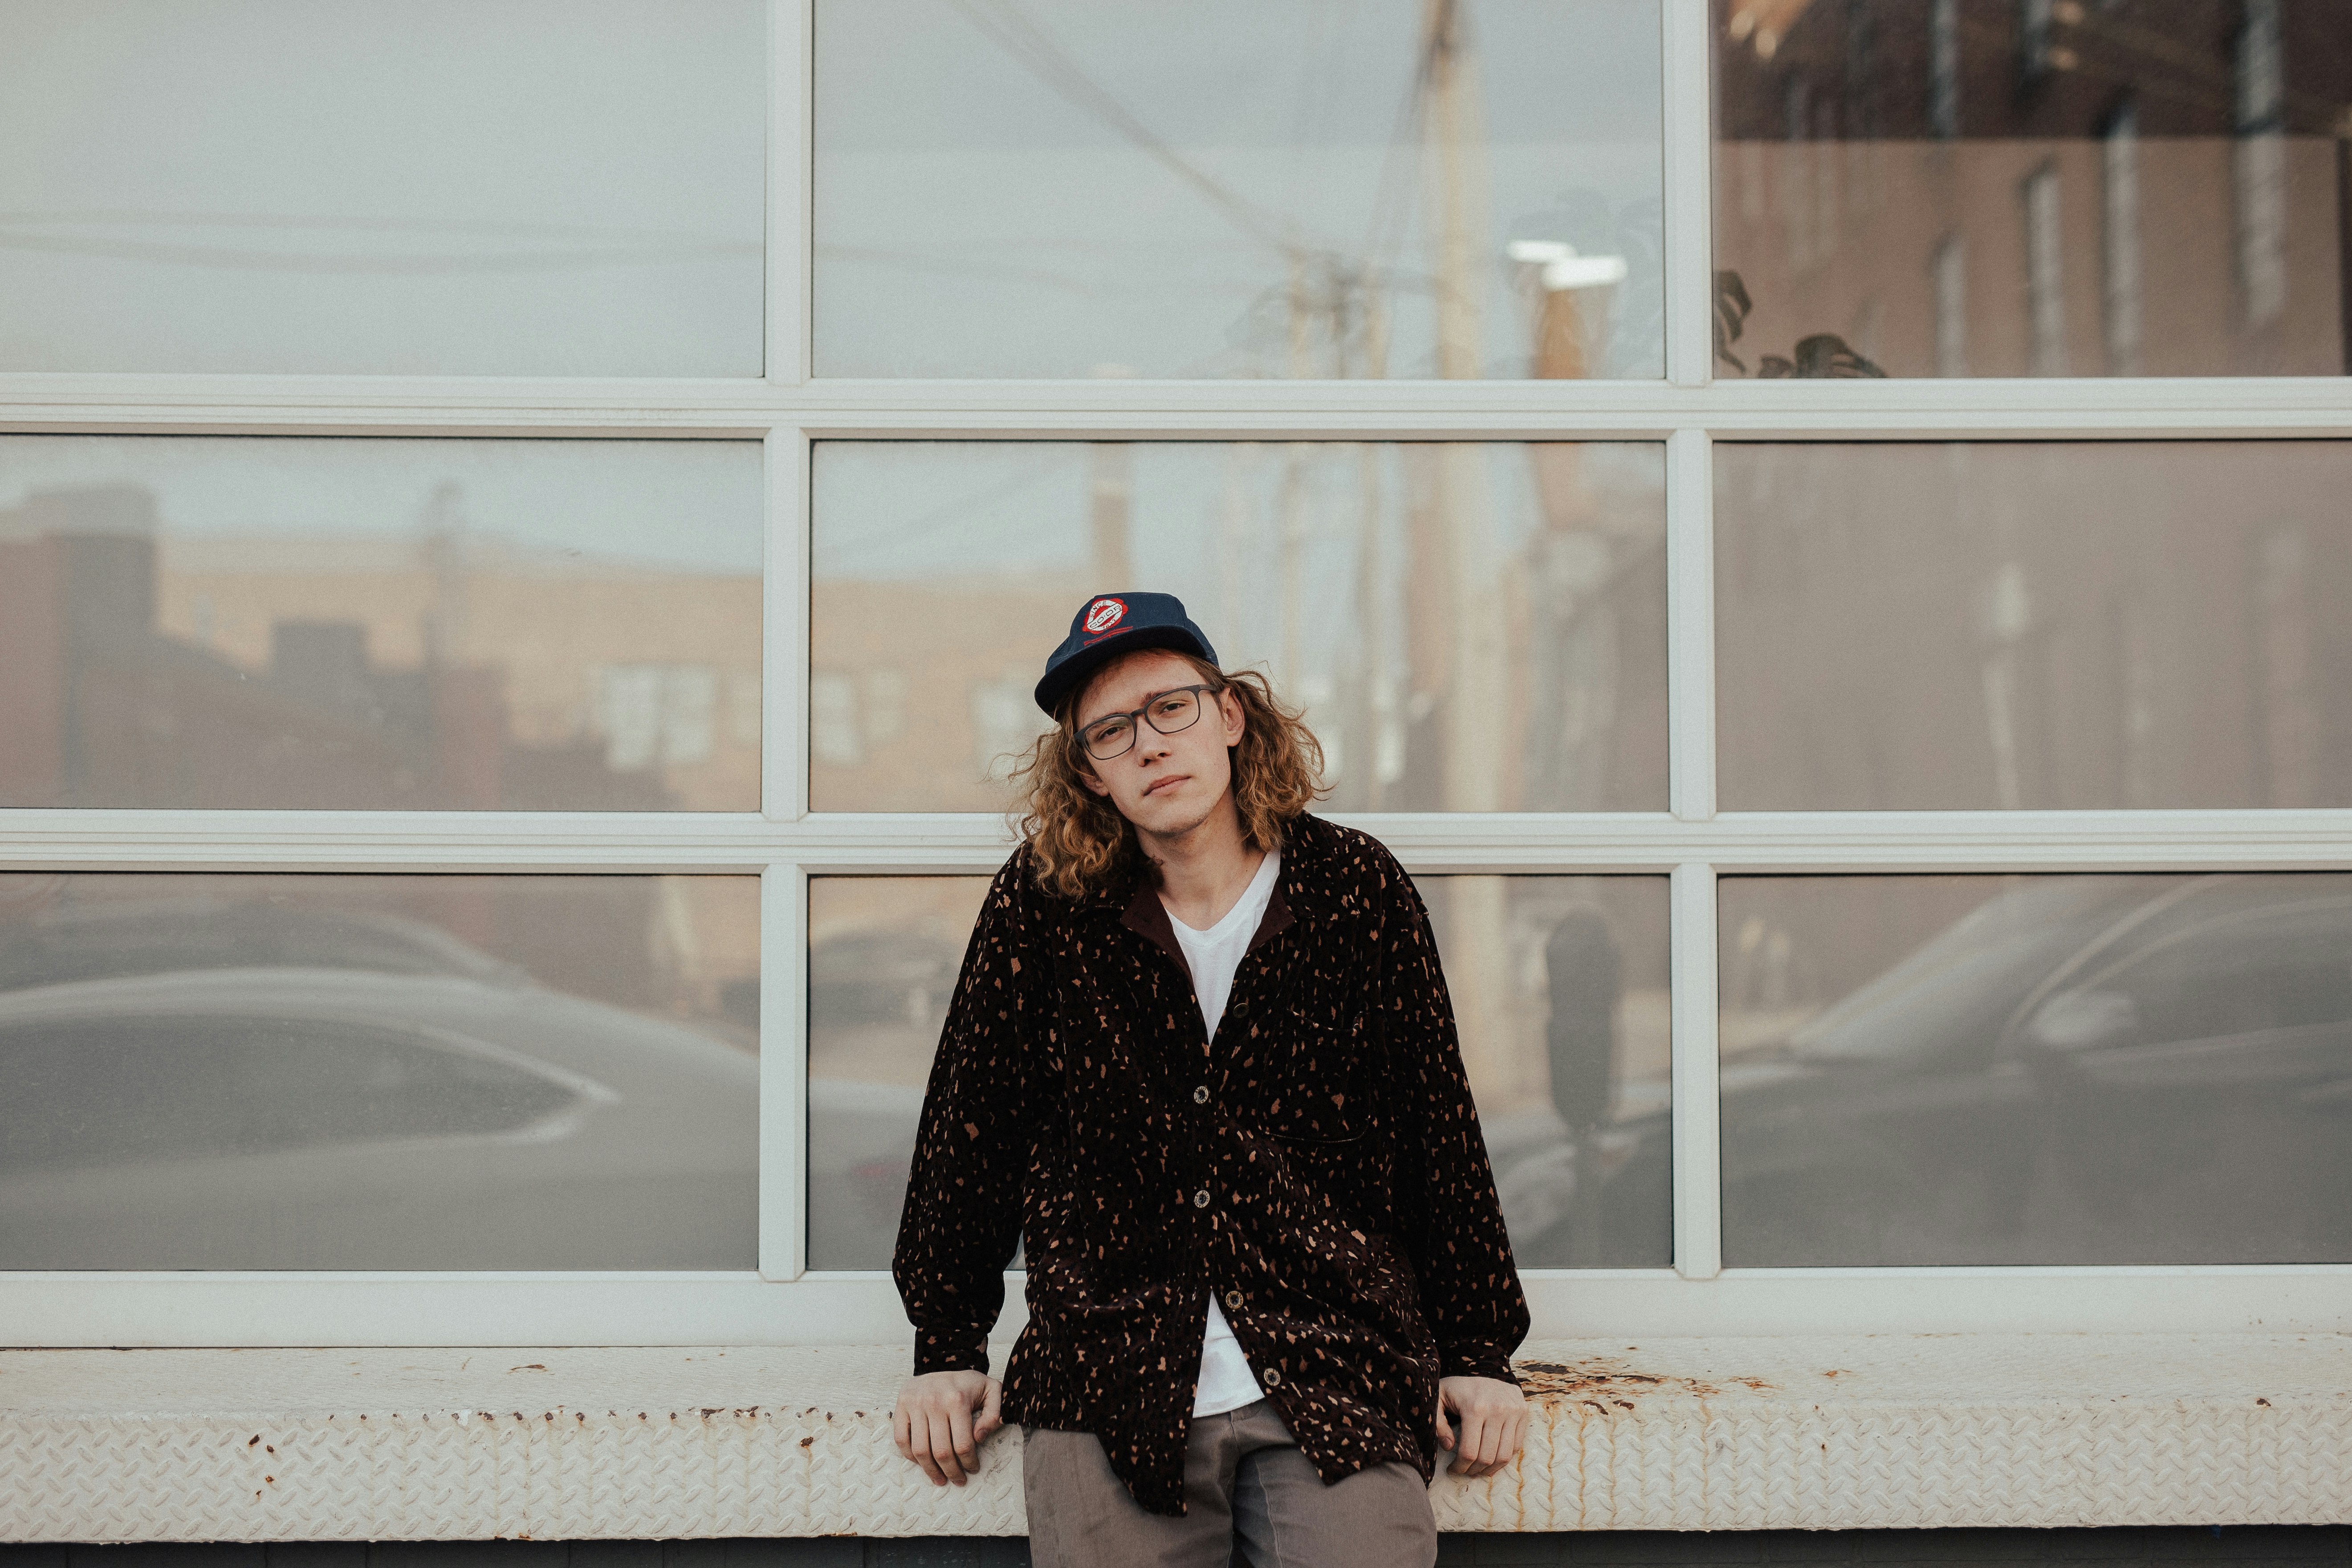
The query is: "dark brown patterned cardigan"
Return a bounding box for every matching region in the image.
[891,811,1530,1517]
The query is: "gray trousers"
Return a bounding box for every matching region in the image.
[1020,1399,1437,1568]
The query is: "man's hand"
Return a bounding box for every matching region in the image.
[892,1370,1004,1487]
[1433,1374,1526,1478]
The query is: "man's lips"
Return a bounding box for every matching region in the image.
[1141,774,1188,798]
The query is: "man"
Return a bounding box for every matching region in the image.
[890,591,1530,1568]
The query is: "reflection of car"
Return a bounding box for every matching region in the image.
[0,898,531,994]
[0,965,756,1270]
[809,932,961,1030]
[1603,874,2352,1265]
[807,1076,927,1270]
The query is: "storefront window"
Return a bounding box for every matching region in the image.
[807,874,1670,1272]
[810,440,1666,813]
[0,872,759,1270]
[1716,441,2352,811]
[0,438,764,811]
[1719,872,2352,1266]
[1713,0,2352,378]
[0,0,767,376]
[815,0,1665,379]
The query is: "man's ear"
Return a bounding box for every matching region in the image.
[1217,688,1246,745]
[1078,762,1112,798]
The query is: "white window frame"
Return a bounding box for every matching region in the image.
[2,0,2351,1348]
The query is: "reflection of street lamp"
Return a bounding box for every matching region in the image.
[1506,240,1628,380]
[1506,240,1630,291]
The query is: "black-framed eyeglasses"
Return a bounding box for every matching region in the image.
[1078,684,1223,761]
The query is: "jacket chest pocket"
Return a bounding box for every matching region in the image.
[1048,959,1185,1145]
[1226,1008,1368,1144]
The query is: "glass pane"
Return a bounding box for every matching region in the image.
[1713,0,2350,378]
[1716,441,2352,810]
[808,873,1669,1271]
[1720,873,2352,1266]
[0,437,763,810]
[816,0,1664,379]
[810,441,1667,811]
[0,872,758,1269]
[0,0,765,375]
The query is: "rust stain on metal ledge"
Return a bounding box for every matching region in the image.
[1513,1358,1774,1405]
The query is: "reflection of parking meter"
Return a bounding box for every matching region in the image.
[1546,906,1621,1264]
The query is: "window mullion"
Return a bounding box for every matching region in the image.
[766,0,814,386]
[1661,0,1716,389]
[765,426,814,821]
[1669,860,1723,1280]
[761,862,811,1282]
[1667,428,1716,822]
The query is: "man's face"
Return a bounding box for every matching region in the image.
[1073,649,1247,839]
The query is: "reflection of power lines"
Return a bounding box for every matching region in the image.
[945,0,1450,378]
[816,244,1095,294]
[947,0,1303,256]
[0,211,758,275]
[814,453,1084,574]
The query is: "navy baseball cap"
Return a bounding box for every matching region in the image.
[1034,591,1219,717]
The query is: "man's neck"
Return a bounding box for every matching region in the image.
[1143,796,1263,932]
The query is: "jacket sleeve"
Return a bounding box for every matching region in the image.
[891,849,1048,1376]
[1374,855,1532,1385]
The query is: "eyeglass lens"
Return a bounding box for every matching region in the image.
[1085,688,1205,759]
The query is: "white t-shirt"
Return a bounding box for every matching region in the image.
[1164,846,1282,1419]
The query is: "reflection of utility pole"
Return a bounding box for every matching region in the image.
[418,481,468,664]
[1512,240,1627,811]
[1089,363,1135,587]
[1217,444,1256,660]
[1419,0,1514,1100]
[1089,444,1133,587]
[1978,558,2029,810]
[1280,273,1314,692]
[1350,285,1393,810]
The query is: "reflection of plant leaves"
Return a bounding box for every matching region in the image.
[1758,333,1887,378]
[1713,269,1753,373]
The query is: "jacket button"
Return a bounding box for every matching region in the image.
[1193,1188,1211,1208]
[1262,1369,1282,1387]
[1224,1289,1243,1310]
[1192,1085,1210,1104]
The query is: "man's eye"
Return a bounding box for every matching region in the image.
[1093,720,1130,741]
[1153,697,1187,715]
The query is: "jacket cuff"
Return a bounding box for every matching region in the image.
[1439,1345,1522,1385]
[911,1328,991,1377]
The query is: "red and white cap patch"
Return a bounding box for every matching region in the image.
[1082,596,1127,634]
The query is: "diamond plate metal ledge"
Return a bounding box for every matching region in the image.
[3,1336,2348,1541]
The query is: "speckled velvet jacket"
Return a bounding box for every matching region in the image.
[891,811,1530,1517]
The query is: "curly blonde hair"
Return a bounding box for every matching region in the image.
[1009,652,1328,900]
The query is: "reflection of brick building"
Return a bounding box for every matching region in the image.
[1714,0,2352,378]
[809,575,1086,813]
[0,485,761,811]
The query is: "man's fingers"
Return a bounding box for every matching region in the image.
[1432,1399,1455,1449]
[918,1409,956,1486]
[917,1410,955,1486]
[891,1407,912,1462]
[948,1398,980,1478]
[1472,1409,1504,1471]
[1451,1410,1489,1473]
[976,1379,1005,1440]
[909,1417,948,1487]
[1451,1413,1480,1472]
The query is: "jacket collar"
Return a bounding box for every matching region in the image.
[1114,815,1314,973]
